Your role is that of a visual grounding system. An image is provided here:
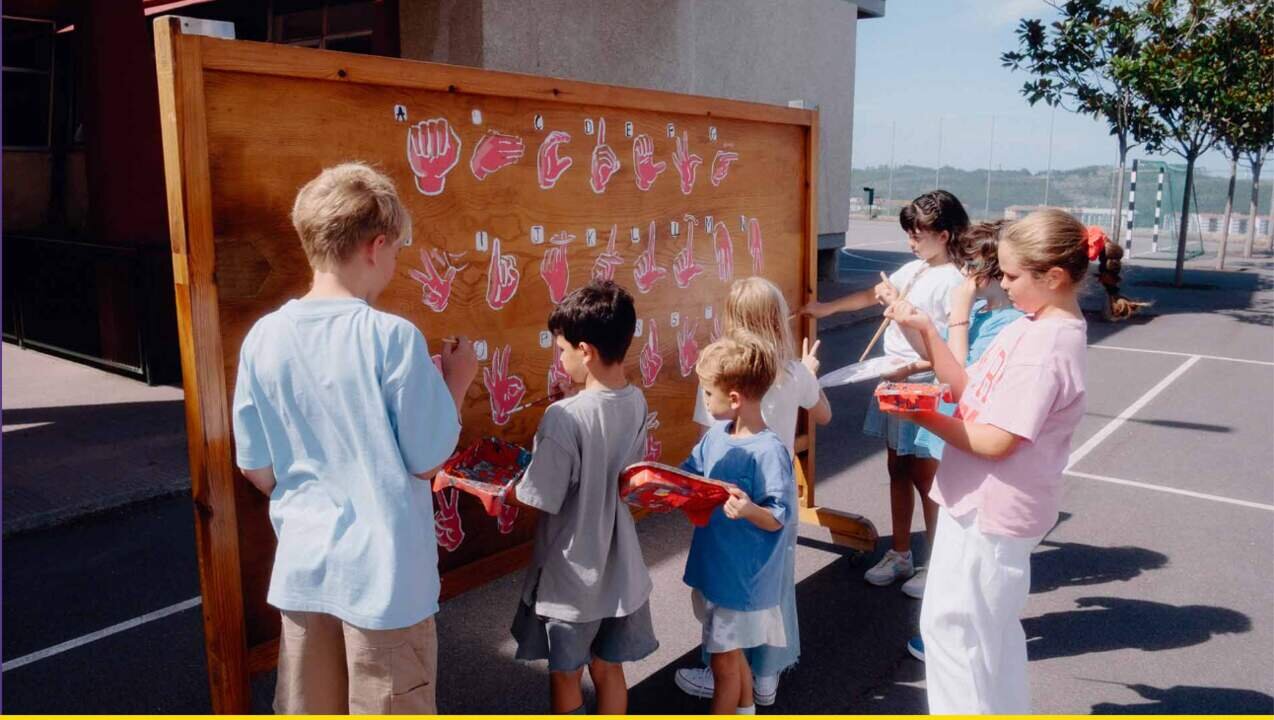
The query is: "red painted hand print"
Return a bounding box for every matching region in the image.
[643,411,662,462]
[536,130,573,190]
[747,217,764,274]
[672,131,703,195]
[673,214,705,289]
[677,320,700,377]
[710,314,723,342]
[589,119,620,194]
[406,118,461,196]
[483,344,527,426]
[540,245,570,304]
[496,500,519,534]
[710,150,739,187]
[632,221,668,294]
[632,134,667,191]
[713,222,734,282]
[485,236,521,310]
[639,320,662,388]
[434,487,465,552]
[591,225,623,282]
[470,129,525,181]
[408,248,465,313]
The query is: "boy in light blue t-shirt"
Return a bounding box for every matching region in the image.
[681,332,795,715]
[232,163,477,714]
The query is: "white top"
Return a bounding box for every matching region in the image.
[882,259,964,363]
[694,359,821,455]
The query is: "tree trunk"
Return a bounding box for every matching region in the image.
[1111,136,1129,247]
[1216,150,1238,270]
[1243,155,1262,258]
[1267,171,1274,253]
[1174,156,1196,287]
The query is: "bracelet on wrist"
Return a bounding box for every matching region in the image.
[948,319,970,328]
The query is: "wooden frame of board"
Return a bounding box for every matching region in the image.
[154,16,875,713]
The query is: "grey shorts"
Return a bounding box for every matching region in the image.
[511,600,659,672]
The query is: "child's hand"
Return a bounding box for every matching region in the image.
[885,300,933,333]
[800,300,832,319]
[874,272,900,306]
[722,486,756,521]
[441,335,479,385]
[950,276,978,319]
[801,337,821,375]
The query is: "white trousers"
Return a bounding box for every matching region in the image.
[920,507,1042,714]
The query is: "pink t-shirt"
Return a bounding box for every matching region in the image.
[930,315,1087,538]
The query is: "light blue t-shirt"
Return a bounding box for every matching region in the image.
[232,297,459,630]
[916,301,1025,459]
[681,422,794,612]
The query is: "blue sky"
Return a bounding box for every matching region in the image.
[851,0,1237,176]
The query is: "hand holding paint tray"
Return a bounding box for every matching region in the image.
[620,462,734,527]
[432,436,532,516]
[874,382,953,414]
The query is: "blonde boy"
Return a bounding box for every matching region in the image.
[232,163,477,714]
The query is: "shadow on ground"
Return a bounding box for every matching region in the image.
[1090,682,1274,714]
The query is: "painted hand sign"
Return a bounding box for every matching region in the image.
[496,500,519,534]
[591,225,623,282]
[406,118,461,196]
[485,236,521,310]
[672,131,703,195]
[408,248,465,313]
[632,134,667,191]
[710,150,739,187]
[537,130,573,190]
[540,245,570,304]
[673,214,705,289]
[434,487,465,552]
[677,320,700,377]
[713,221,734,282]
[747,217,764,274]
[632,221,668,294]
[643,411,662,462]
[547,342,572,397]
[483,344,527,426]
[638,320,662,388]
[470,129,525,181]
[589,119,620,194]
[710,314,723,342]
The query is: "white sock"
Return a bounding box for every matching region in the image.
[736,704,756,714]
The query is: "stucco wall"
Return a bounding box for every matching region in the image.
[400,0,858,239]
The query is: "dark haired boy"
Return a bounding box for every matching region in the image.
[506,280,657,714]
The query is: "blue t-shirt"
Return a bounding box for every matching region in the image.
[681,422,794,612]
[232,298,459,630]
[916,302,1025,459]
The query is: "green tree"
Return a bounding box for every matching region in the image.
[1002,0,1164,246]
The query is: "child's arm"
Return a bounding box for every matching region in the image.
[887,301,968,398]
[801,273,897,319]
[722,486,782,531]
[904,412,1021,459]
[799,339,833,425]
[944,278,978,372]
[240,465,277,496]
[439,336,479,413]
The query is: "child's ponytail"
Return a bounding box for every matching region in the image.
[1094,237,1151,321]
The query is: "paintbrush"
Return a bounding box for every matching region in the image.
[858,268,924,363]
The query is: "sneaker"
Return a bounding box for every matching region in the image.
[674,667,779,706]
[901,567,927,599]
[907,636,925,662]
[864,549,915,586]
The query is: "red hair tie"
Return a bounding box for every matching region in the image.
[1086,226,1108,261]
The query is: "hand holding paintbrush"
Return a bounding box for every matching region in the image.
[858,268,925,363]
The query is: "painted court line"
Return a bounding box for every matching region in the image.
[2,596,202,672]
[1066,469,1274,512]
[1090,344,1274,367]
[1066,354,1200,469]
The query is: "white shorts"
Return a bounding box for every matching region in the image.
[691,589,786,654]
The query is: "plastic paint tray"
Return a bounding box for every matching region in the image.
[874,382,954,413]
[819,355,911,388]
[620,462,733,527]
[432,436,532,516]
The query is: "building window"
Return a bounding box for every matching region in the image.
[270,0,376,54]
[3,16,56,149]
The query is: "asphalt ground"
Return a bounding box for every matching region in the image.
[3,217,1272,713]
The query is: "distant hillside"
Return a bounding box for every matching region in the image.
[850,164,1269,219]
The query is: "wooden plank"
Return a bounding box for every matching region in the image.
[153,17,251,714]
[194,35,814,128]
[798,113,820,505]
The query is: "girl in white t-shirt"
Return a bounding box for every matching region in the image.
[676,277,831,706]
[802,190,967,594]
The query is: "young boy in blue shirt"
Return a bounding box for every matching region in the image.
[506,280,658,714]
[682,331,796,715]
[232,163,477,714]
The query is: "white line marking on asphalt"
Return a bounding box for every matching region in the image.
[844,239,904,249]
[1066,470,1274,512]
[1090,344,1274,367]
[839,251,904,267]
[1066,355,1200,469]
[2,596,202,672]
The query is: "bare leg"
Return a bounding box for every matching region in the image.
[737,652,754,713]
[549,667,586,714]
[588,657,628,715]
[887,447,914,553]
[709,651,744,714]
[910,456,940,551]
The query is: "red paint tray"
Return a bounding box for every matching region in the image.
[620,462,733,527]
[432,436,533,516]
[874,382,954,413]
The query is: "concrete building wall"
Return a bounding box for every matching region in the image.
[400,0,861,241]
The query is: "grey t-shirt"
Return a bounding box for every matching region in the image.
[515,384,652,622]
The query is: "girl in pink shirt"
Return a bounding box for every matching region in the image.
[884,208,1090,714]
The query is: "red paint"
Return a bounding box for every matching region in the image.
[874,382,954,413]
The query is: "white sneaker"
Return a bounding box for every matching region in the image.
[901,567,927,599]
[674,667,779,706]
[864,549,915,586]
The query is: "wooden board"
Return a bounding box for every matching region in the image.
[153,16,862,714]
